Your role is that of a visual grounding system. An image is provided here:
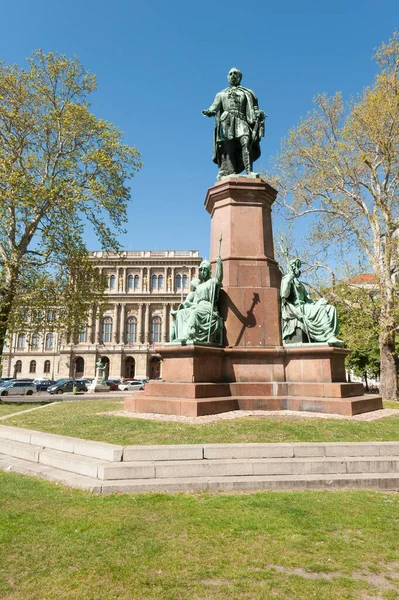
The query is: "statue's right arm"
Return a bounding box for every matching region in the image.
[202,93,222,117]
[215,254,223,284]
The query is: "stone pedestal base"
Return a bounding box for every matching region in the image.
[125,344,383,417]
[88,381,109,393]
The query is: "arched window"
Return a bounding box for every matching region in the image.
[47,309,56,321]
[17,334,25,349]
[158,275,164,289]
[109,275,116,290]
[45,333,54,349]
[101,317,113,343]
[134,275,140,289]
[175,274,182,290]
[78,325,88,343]
[15,360,22,374]
[126,316,137,344]
[182,274,188,289]
[31,333,40,349]
[151,316,162,343]
[151,274,158,290]
[75,357,84,375]
[29,360,36,374]
[44,360,51,374]
[127,274,133,290]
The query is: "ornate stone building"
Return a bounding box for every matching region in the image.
[2,250,201,381]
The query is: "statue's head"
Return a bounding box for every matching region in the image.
[289,258,301,276]
[228,68,242,86]
[199,260,211,281]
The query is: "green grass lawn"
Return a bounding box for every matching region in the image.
[1,398,399,445]
[0,402,43,417]
[1,472,399,599]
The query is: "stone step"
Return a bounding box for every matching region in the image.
[3,452,399,494]
[0,426,123,462]
[0,437,44,462]
[128,456,399,480]
[0,453,102,492]
[99,472,399,494]
[131,394,383,417]
[124,441,399,461]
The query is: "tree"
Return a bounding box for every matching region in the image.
[330,283,381,389]
[271,34,399,400]
[0,50,142,364]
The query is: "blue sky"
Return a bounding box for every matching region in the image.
[1,0,398,259]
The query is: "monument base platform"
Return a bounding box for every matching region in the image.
[125,344,383,417]
[125,394,382,417]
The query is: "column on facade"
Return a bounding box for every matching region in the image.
[171,267,175,293]
[120,302,126,345]
[87,305,94,344]
[122,268,127,293]
[162,303,168,343]
[137,302,143,344]
[113,303,119,344]
[144,303,150,344]
[95,306,101,344]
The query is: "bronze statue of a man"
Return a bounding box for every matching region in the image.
[202,68,265,181]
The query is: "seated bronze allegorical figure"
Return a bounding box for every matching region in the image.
[280,258,344,346]
[169,256,224,346]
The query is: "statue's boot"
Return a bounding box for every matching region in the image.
[242,148,252,174]
[242,149,258,178]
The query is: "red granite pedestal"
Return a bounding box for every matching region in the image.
[125,177,382,417]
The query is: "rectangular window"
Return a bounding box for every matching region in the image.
[17,335,25,349]
[78,326,88,343]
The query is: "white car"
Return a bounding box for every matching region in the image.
[118,381,145,392]
[0,381,36,396]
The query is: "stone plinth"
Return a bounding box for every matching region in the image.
[125,343,382,417]
[125,178,382,418]
[205,177,282,347]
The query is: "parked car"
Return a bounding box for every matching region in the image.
[118,381,145,392]
[47,379,88,395]
[0,381,36,397]
[33,378,55,391]
[106,380,120,391]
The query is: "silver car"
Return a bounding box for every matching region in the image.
[0,381,36,396]
[118,381,145,392]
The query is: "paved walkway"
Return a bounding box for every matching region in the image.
[112,407,399,424]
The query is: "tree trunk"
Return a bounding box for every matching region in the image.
[379,335,399,400]
[0,267,19,373]
[364,372,369,392]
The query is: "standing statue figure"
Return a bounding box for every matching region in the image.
[202,68,266,181]
[170,257,223,345]
[95,358,107,384]
[280,259,343,346]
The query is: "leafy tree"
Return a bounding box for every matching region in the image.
[271,34,399,400]
[0,50,142,364]
[330,284,381,389]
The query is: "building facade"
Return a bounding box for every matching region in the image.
[2,250,201,381]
